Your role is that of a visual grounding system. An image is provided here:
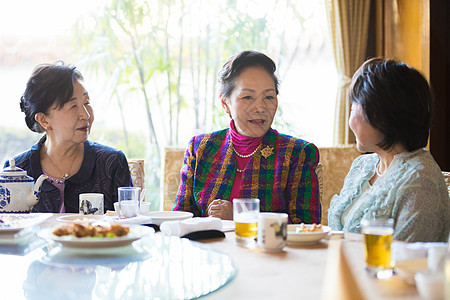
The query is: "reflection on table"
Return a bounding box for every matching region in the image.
[0,213,424,300]
[2,232,236,299]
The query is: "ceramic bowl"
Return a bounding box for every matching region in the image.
[286,224,331,245]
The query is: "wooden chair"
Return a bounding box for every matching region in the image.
[161,147,185,211]
[318,145,361,225]
[128,159,145,191]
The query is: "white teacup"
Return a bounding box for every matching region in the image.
[257,212,288,252]
[79,193,104,215]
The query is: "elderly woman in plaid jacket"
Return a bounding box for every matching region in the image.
[174,50,320,224]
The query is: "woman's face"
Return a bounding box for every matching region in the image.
[349,103,383,153]
[42,79,94,145]
[221,66,278,137]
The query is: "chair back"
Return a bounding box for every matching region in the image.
[442,171,450,197]
[162,147,185,211]
[318,145,361,225]
[128,159,145,191]
[315,162,324,216]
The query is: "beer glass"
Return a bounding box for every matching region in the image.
[233,198,260,248]
[361,218,394,278]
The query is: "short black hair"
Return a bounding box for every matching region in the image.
[20,61,83,133]
[218,50,279,98]
[349,58,433,152]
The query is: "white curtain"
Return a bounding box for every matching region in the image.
[325,0,372,144]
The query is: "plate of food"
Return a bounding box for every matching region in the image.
[57,214,106,223]
[287,223,331,245]
[38,222,154,249]
[0,213,53,235]
[139,211,194,225]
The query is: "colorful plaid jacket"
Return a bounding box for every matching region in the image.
[174,128,321,224]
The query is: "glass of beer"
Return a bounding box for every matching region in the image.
[361,218,394,278]
[233,198,260,248]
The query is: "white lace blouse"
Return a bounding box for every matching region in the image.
[328,149,449,242]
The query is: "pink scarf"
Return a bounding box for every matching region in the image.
[229,120,263,201]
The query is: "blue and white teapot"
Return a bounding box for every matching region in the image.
[0,159,48,213]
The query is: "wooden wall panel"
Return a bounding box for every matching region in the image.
[377,0,450,170]
[383,0,430,77]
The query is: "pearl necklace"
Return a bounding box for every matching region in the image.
[231,143,260,158]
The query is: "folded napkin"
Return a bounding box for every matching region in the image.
[112,215,153,225]
[160,217,223,237]
[392,242,447,262]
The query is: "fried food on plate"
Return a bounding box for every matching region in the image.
[52,222,130,238]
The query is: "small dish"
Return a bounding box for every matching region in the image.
[38,225,154,249]
[57,214,105,223]
[0,213,52,235]
[286,224,331,245]
[395,258,428,285]
[139,211,193,225]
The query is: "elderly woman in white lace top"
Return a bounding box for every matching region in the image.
[328,58,449,243]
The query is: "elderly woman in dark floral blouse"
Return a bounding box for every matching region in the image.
[4,62,132,213]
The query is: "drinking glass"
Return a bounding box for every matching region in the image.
[233,198,260,248]
[118,187,141,219]
[361,218,394,278]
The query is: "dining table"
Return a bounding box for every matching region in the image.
[0,213,424,300]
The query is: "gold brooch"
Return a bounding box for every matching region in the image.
[260,146,274,158]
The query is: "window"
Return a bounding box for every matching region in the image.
[0,0,336,209]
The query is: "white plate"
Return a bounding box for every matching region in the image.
[140,211,194,225]
[287,224,331,245]
[38,225,154,249]
[57,214,106,223]
[0,213,53,234]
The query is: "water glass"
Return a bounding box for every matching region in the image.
[118,187,141,219]
[233,198,260,248]
[361,218,394,278]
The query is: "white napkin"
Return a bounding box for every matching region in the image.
[160,217,223,237]
[392,242,447,262]
[111,215,153,225]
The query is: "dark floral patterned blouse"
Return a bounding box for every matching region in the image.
[4,136,132,213]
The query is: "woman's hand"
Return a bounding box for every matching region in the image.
[207,199,233,220]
